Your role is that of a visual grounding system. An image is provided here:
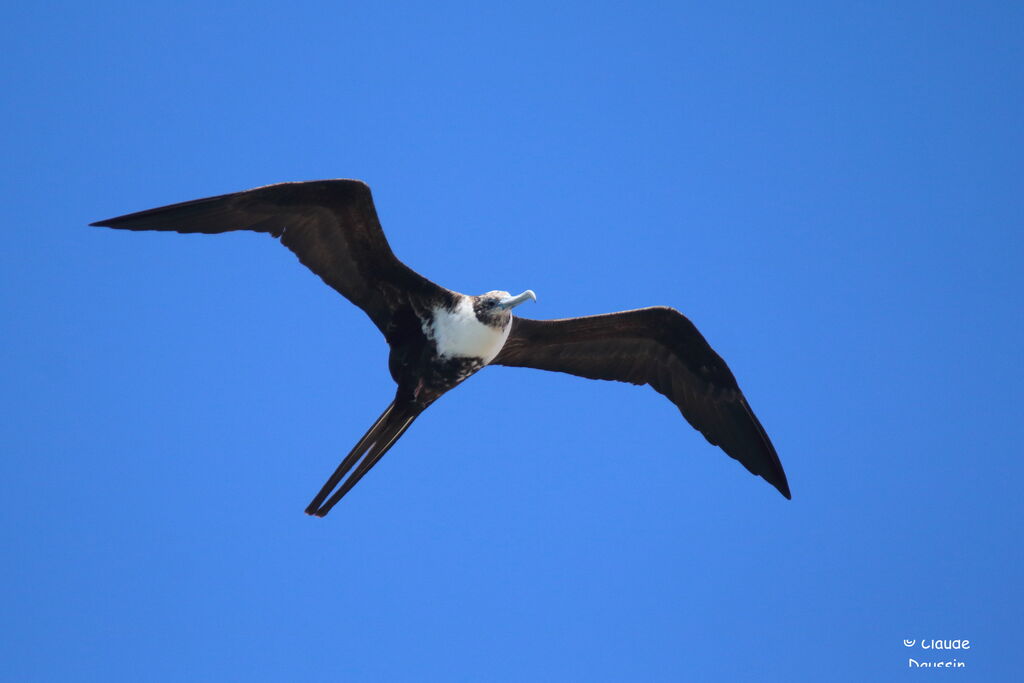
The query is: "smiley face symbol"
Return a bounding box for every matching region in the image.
[903,640,916,647]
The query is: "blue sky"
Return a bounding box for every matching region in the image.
[2,2,1021,681]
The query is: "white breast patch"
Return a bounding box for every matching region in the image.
[425,298,510,363]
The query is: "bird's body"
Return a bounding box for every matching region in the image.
[92,179,790,516]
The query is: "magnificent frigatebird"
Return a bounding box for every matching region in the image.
[92,179,790,516]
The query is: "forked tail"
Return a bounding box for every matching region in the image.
[305,400,422,517]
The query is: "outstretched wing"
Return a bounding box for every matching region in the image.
[91,179,451,334]
[492,307,790,498]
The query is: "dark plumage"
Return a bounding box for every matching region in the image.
[494,310,789,498]
[92,179,790,517]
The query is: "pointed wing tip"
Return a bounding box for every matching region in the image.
[770,476,792,500]
[91,215,136,229]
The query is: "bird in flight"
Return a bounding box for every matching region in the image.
[92,179,790,516]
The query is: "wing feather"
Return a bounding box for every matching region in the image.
[493,307,790,498]
[91,179,451,334]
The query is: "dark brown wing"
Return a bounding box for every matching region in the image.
[91,179,451,334]
[493,307,790,499]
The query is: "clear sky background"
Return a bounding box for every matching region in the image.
[2,2,1021,681]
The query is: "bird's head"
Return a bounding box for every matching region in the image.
[473,289,537,327]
